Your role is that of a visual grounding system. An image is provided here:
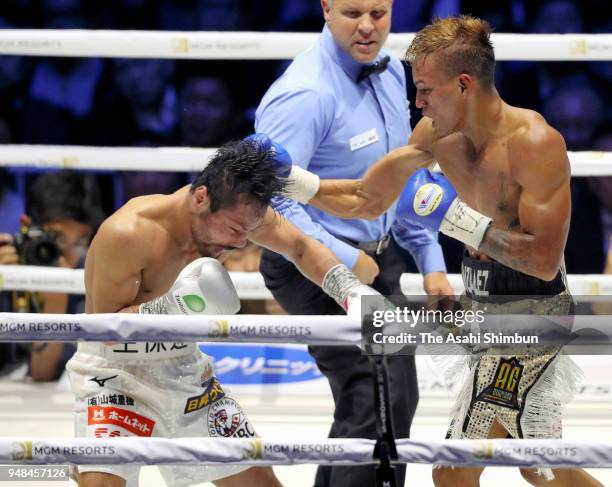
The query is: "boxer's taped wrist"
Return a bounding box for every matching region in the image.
[322,264,362,309]
[138,297,169,315]
[283,166,320,204]
[440,198,492,249]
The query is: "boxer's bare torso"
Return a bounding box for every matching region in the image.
[313,98,571,280]
[85,186,378,315]
[420,104,570,263]
[84,187,264,313]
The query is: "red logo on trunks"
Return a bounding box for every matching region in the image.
[94,427,121,438]
[88,406,155,437]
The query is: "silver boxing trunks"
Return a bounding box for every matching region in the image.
[445,257,581,479]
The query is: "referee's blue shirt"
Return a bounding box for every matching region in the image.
[255,25,445,275]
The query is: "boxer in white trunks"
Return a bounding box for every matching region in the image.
[67,138,382,487]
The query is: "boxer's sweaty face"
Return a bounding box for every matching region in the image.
[413,54,465,137]
[191,198,266,258]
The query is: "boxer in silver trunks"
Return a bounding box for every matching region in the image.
[447,256,578,483]
[273,14,604,487]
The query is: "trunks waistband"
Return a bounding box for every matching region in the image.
[461,256,566,300]
[77,342,198,361]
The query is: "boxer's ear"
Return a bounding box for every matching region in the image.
[458,74,472,94]
[193,185,210,210]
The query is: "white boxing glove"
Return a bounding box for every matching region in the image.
[139,257,240,315]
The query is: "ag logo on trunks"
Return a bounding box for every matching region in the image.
[207,397,255,438]
[477,357,524,410]
[184,377,226,414]
[414,183,443,216]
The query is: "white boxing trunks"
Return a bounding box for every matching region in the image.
[67,341,255,487]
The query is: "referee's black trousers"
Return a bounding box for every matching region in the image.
[260,237,419,487]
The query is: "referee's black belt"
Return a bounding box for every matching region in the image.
[341,234,391,256]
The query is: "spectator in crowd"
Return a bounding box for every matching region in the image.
[543,78,605,151]
[196,0,247,30]
[499,0,587,111]
[22,0,104,144]
[392,0,461,33]
[587,129,612,264]
[0,18,34,143]
[273,0,323,31]
[0,171,104,381]
[107,0,159,29]
[0,118,24,235]
[94,58,178,146]
[528,0,585,34]
[0,0,36,27]
[0,167,24,235]
[461,1,524,31]
[158,0,276,31]
[178,75,236,147]
[586,127,612,318]
[121,167,187,201]
[91,58,180,199]
[589,19,612,117]
[543,80,607,274]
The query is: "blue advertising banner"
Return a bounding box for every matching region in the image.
[199,343,322,385]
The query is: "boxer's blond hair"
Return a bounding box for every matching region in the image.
[406,15,495,88]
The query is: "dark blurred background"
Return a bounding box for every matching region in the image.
[0,0,611,275]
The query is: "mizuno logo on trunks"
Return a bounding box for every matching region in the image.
[89,375,118,387]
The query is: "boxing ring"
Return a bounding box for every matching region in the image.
[1,28,612,486]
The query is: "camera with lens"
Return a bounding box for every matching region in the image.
[12,226,61,266]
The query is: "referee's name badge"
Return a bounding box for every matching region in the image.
[349,128,379,151]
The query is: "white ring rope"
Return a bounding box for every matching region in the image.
[0,309,610,344]
[0,311,361,344]
[0,145,610,176]
[0,30,611,60]
[2,265,612,298]
[2,437,612,469]
[0,145,215,172]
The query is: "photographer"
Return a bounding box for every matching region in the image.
[0,171,104,381]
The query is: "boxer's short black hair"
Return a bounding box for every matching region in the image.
[191,138,287,212]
